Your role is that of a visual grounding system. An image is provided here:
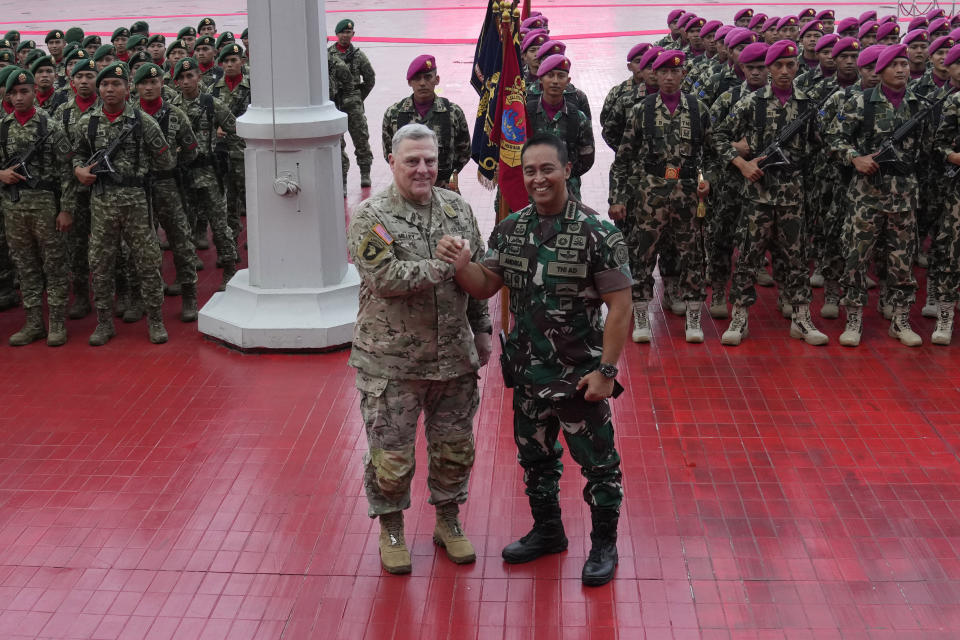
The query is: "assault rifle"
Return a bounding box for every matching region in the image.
[86,117,138,197]
[757,91,833,170]
[1,128,52,203]
[870,92,947,186]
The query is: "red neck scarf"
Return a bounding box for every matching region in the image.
[139,96,163,116]
[198,60,214,73]
[336,43,349,53]
[117,51,129,62]
[2,101,12,114]
[102,106,125,122]
[35,87,53,105]
[13,107,35,126]
[225,73,243,92]
[75,93,97,112]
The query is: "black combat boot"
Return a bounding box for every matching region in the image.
[581,507,619,586]
[501,500,568,564]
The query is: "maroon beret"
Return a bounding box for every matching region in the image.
[816,10,835,21]
[903,29,930,45]
[536,40,566,60]
[776,15,798,30]
[638,46,663,70]
[667,9,686,24]
[521,30,548,52]
[929,18,950,34]
[764,39,799,65]
[928,8,947,20]
[725,27,756,48]
[876,23,900,41]
[946,43,960,66]
[536,54,570,77]
[859,11,878,25]
[762,17,781,32]
[652,49,686,70]
[716,25,734,42]
[874,43,908,73]
[734,9,754,22]
[836,18,859,35]
[738,42,768,64]
[813,34,839,53]
[701,20,723,39]
[930,35,955,55]
[799,8,816,19]
[800,21,824,37]
[406,54,436,81]
[857,44,885,67]
[829,36,860,57]
[627,42,651,62]
[858,21,879,40]
[748,14,767,30]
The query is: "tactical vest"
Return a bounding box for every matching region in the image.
[640,92,703,178]
[0,111,57,194]
[396,97,453,180]
[753,93,815,157]
[87,109,144,184]
[524,96,580,162]
[861,87,919,151]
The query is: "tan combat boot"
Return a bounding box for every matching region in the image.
[9,307,46,346]
[821,281,841,319]
[790,304,828,346]
[889,307,922,347]
[721,305,749,346]
[709,285,728,319]
[631,301,650,343]
[89,308,116,346]
[932,301,955,346]
[378,511,412,574]
[147,307,168,344]
[46,306,67,347]
[839,305,862,347]
[684,302,704,343]
[433,503,476,564]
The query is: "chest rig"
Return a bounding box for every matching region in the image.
[641,93,703,179]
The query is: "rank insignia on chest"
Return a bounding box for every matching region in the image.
[442,203,457,218]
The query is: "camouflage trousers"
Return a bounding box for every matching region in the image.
[225,152,245,242]
[0,205,16,294]
[818,172,850,286]
[189,173,237,266]
[3,193,69,309]
[629,178,706,303]
[730,202,811,307]
[357,370,479,517]
[513,385,622,510]
[706,181,741,287]
[152,179,197,286]
[927,189,960,302]
[67,191,91,289]
[341,98,373,170]
[840,204,917,308]
[340,138,349,181]
[89,190,164,312]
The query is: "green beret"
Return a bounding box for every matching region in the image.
[335,19,354,34]
[241,28,248,39]
[95,61,129,86]
[127,50,152,68]
[29,55,54,73]
[0,65,19,88]
[217,43,244,63]
[0,50,14,64]
[45,29,65,43]
[81,35,101,49]
[125,34,147,50]
[3,31,19,41]
[5,67,33,92]
[132,62,164,84]
[198,17,216,30]
[166,39,187,56]
[172,57,198,79]
[111,27,130,42]
[71,58,97,77]
[15,40,35,53]
[63,43,79,58]
[65,27,85,44]
[92,44,116,62]
[147,34,165,46]
[23,50,44,67]
[0,39,10,50]
[177,26,197,39]
[195,35,216,49]
[130,21,150,35]
[215,32,235,49]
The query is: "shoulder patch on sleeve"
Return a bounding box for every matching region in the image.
[358,232,390,264]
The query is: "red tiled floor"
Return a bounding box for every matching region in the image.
[3,1,960,638]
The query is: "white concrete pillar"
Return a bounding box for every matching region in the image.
[199,0,360,349]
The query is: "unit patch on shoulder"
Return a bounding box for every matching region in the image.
[359,232,390,264]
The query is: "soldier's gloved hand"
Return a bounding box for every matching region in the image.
[474,332,492,366]
[851,153,879,175]
[608,204,626,220]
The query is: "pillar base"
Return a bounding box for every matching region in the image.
[198,267,360,350]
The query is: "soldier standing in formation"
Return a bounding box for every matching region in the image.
[329,19,376,188]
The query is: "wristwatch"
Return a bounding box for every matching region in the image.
[597,363,618,378]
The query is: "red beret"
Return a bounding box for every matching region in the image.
[931,36,956,55]
[776,16,798,30]
[878,15,898,25]
[799,20,824,37]
[638,46,663,70]
[859,11,878,25]
[738,42,768,64]
[874,43,908,73]
[521,29,548,52]
[520,16,546,30]
[876,23,900,40]
[678,14,696,29]
[701,20,723,39]
[764,39,799,65]
[951,27,960,41]
[406,54,436,81]
[857,44,885,67]
[536,54,570,77]
[903,29,930,45]
[858,21,879,40]
[829,36,860,57]
[748,14,767,30]
[725,27,757,48]
[946,43,960,66]
[816,10,835,21]
[813,34,839,53]
[627,42,651,62]
[652,49,686,70]
[536,40,566,60]
[667,10,686,24]
[762,17,781,32]
[799,8,816,19]
[686,17,706,32]
[716,25,734,42]
[928,8,947,20]
[734,9,754,22]
[929,18,950,34]
[836,18,859,35]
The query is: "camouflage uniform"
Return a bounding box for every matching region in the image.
[526,80,593,120]
[525,96,595,200]
[347,183,491,516]
[609,92,712,304]
[172,91,239,267]
[328,55,355,181]
[825,86,928,309]
[72,104,175,314]
[600,77,645,152]
[328,42,375,174]
[481,198,630,510]
[0,110,74,312]
[0,206,17,308]
[909,73,953,253]
[697,64,745,106]
[714,85,816,307]
[382,96,471,188]
[198,62,222,91]
[211,73,251,226]
[930,91,960,302]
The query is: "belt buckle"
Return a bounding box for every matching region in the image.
[664,166,680,180]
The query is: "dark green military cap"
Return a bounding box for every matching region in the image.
[130,21,150,36]
[29,55,54,73]
[215,32,235,49]
[92,44,116,62]
[133,62,164,84]
[335,19,354,33]
[125,34,147,50]
[71,57,97,77]
[3,30,19,41]
[0,39,11,50]
[23,50,44,67]
[96,61,129,85]
[45,29,65,43]
[63,43,79,58]
[195,35,216,49]
[127,50,152,67]
[64,46,87,64]
[177,26,196,39]
[198,17,216,30]
[172,56,198,79]
[0,49,14,65]
[217,43,243,63]
[82,35,102,49]
[241,28,248,39]
[166,39,187,56]
[0,65,19,89]
[147,34,165,46]
[15,40,35,53]
[111,27,130,42]
[65,27,84,44]
[5,67,33,92]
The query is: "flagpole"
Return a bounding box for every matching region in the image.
[496,2,518,331]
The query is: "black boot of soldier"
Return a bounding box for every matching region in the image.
[501,500,568,563]
[582,507,619,586]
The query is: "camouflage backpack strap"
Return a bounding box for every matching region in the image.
[435,97,453,178]
[641,92,658,162]
[754,92,768,150]
[0,117,11,164]
[156,103,171,136]
[200,92,215,156]
[87,113,100,151]
[562,99,580,159]
[211,83,221,99]
[731,85,742,106]
[685,93,703,152]
[62,105,71,135]
[862,87,876,135]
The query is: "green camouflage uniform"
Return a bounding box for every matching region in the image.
[930,91,960,302]
[610,92,712,304]
[72,104,175,314]
[909,72,952,249]
[198,63,222,91]
[0,110,75,311]
[327,42,375,173]
[481,199,630,509]
[211,73,250,224]
[526,81,593,120]
[347,183,491,516]
[600,77,645,152]
[715,85,816,307]
[525,96,595,200]
[0,206,16,306]
[172,91,239,267]
[825,86,927,308]
[382,95,472,188]
[697,64,744,106]
[328,55,355,180]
